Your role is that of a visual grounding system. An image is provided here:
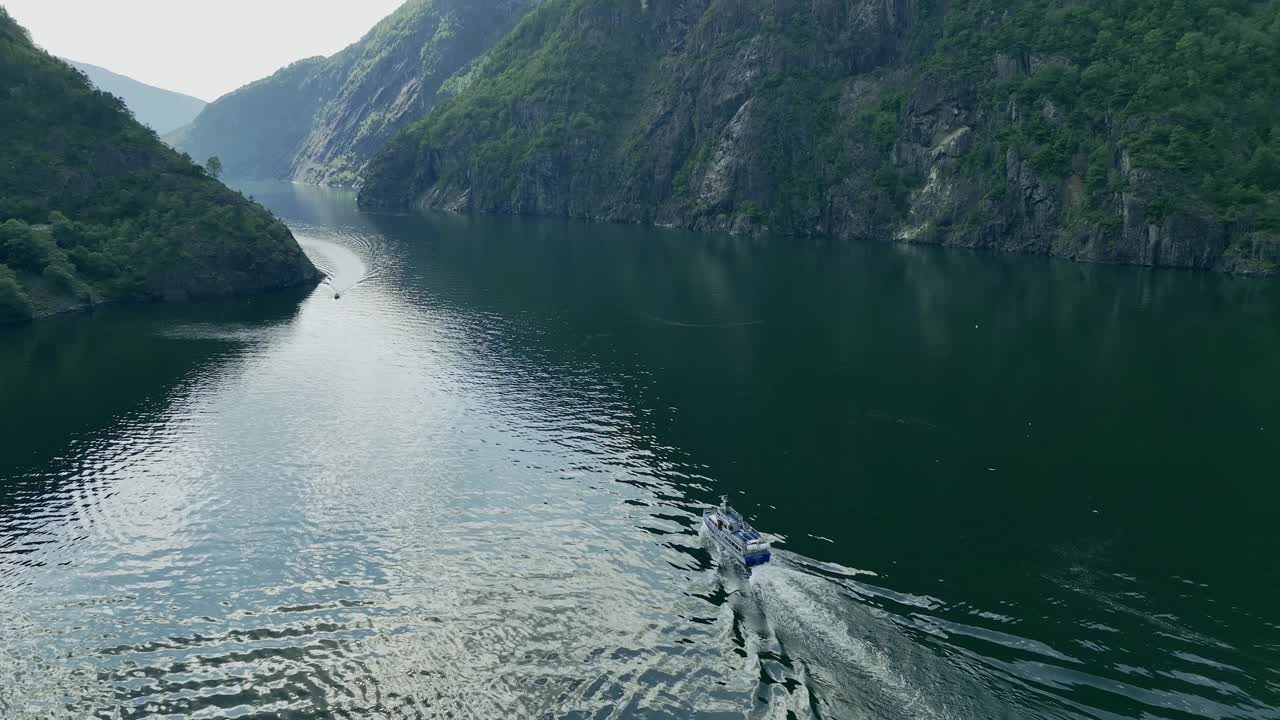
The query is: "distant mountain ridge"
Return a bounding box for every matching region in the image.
[65,60,206,135]
[170,0,540,186]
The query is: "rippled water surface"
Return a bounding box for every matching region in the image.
[2,183,1279,719]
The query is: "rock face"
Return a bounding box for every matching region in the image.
[170,0,540,186]
[359,0,1280,276]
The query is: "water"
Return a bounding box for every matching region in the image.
[2,182,1278,719]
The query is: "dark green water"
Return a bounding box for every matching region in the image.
[2,183,1278,719]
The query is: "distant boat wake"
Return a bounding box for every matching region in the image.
[641,312,764,329]
[296,231,378,298]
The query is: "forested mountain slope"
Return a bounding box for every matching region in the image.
[66,60,206,135]
[170,0,539,186]
[0,9,318,324]
[359,0,1280,275]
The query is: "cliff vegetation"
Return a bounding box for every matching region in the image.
[0,9,318,324]
[359,0,1280,274]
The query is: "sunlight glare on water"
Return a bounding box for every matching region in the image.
[1,182,1278,719]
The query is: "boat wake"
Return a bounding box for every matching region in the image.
[743,556,1002,720]
[296,227,383,299]
[709,547,1280,720]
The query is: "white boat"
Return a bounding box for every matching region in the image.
[703,496,772,568]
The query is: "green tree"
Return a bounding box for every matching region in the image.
[206,156,224,179]
[0,264,34,323]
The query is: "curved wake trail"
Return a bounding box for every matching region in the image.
[297,233,377,298]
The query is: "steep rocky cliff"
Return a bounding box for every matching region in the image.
[0,9,318,324]
[359,0,1280,275]
[170,0,539,186]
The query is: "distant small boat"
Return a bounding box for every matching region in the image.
[703,496,771,568]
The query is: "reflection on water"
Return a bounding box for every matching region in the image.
[0,182,1277,719]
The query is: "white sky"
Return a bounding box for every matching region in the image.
[4,0,407,101]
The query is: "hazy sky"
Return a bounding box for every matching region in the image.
[4,0,407,101]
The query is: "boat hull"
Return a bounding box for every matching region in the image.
[703,513,771,568]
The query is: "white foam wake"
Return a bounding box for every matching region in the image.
[297,234,371,297]
[751,564,978,720]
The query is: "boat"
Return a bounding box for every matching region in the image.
[703,496,772,568]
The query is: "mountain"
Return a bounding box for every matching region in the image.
[0,9,319,324]
[169,0,540,186]
[65,60,206,135]
[359,0,1280,276]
